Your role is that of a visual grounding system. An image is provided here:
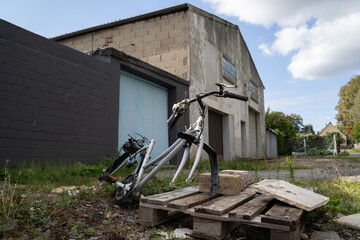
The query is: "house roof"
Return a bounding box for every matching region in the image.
[319,122,348,138]
[51,3,264,89]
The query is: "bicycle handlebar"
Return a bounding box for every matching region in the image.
[168,83,248,128]
[223,91,248,101]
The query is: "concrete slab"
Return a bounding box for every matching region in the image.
[335,214,360,230]
[310,231,341,240]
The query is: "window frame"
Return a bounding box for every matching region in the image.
[221,57,237,85]
[249,81,258,102]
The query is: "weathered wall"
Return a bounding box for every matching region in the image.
[58,11,190,81]
[266,130,278,158]
[188,9,266,160]
[0,20,118,165]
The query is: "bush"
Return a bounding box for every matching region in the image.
[274,129,285,155]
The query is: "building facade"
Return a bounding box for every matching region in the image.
[54,4,266,160]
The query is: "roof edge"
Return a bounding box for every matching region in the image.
[52,3,190,41]
[95,48,189,86]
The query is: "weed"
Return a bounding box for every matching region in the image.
[139,173,195,196]
[276,161,281,180]
[60,191,71,208]
[83,227,96,236]
[252,164,260,183]
[285,156,295,183]
[1,162,29,221]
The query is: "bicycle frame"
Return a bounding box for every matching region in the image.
[98,83,248,199]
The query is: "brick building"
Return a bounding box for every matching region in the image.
[54,4,266,160]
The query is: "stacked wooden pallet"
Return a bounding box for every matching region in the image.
[139,177,329,240]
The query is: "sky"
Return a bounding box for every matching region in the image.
[1,0,359,132]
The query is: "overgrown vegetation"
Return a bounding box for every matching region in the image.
[1,156,359,238]
[302,180,360,223]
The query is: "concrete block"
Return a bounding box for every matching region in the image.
[155,31,169,40]
[156,17,170,26]
[170,28,186,38]
[160,52,175,62]
[131,22,144,32]
[143,47,158,57]
[144,33,156,42]
[160,23,175,32]
[335,214,360,230]
[199,172,246,195]
[160,38,175,47]
[156,45,170,55]
[147,55,161,64]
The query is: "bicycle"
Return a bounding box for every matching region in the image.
[98,83,248,200]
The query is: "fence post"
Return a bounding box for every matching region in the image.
[334,134,338,156]
[304,138,306,156]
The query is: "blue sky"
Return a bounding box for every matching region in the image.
[1,0,359,132]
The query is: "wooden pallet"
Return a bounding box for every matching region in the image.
[139,186,305,240]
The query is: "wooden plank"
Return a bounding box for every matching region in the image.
[253,179,329,211]
[139,201,291,231]
[140,186,199,205]
[138,206,168,226]
[229,194,274,220]
[192,217,229,240]
[167,192,216,210]
[194,187,256,215]
[261,202,304,226]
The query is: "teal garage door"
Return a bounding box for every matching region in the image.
[119,71,168,158]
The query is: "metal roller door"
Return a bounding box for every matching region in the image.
[248,110,257,158]
[118,71,168,158]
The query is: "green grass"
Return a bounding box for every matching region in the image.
[333,156,358,163]
[299,179,360,225]
[1,158,114,190]
[349,149,360,153]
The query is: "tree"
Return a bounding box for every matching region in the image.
[350,90,360,122]
[285,114,304,132]
[265,108,296,138]
[335,75,360,137]
[352,121,360,143]
[302,124,315,134]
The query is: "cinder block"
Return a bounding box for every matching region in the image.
[199,172,246,195]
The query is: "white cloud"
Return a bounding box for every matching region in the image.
[204,0,360,80]
[265,89,337,111]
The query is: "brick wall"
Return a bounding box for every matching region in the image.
[58,11,190,80]
[0,20,118,165]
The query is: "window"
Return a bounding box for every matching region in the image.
[222,57,237,84]
[250,81,258,100]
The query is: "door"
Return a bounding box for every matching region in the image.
[208,110,223,159]
[248,110,257,158]
[241,121,247,158]
[118,71,168,158]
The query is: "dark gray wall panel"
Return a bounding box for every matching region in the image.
[0,20,115,165]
